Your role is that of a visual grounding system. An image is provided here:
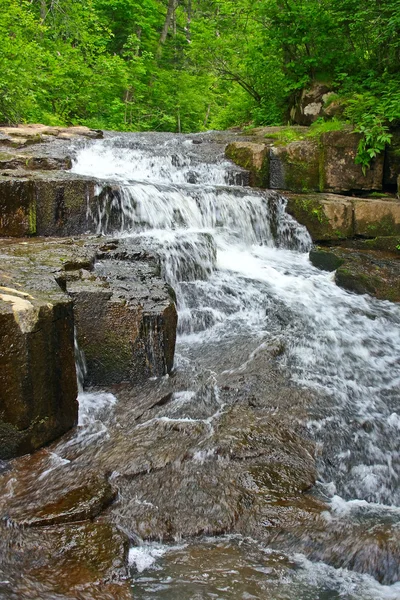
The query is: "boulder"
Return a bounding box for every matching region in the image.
[309,248,345,271]
[289,83,333,126]
[0,269,78,458]
[322,130,384,192]
[309,246,400,302]
[225,141,269,187]
[270,139,321,192]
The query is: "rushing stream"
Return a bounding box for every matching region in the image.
[1,132,399,599]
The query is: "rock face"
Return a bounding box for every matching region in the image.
[226,127,385,194]
[322,130,384,192]
[286,193,400,242]
[289,83,335,126]
[0,260,78,458]
[270,139,321,192]
[69,240,177,386]
[0,172,99,237]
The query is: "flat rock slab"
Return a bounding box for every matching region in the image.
[0,124,102,148]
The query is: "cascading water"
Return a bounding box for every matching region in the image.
[71,132,400,598]
[2,132,398,600]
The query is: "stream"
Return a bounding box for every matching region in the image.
[1,131,400,599]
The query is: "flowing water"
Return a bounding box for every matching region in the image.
[1,132,400,599]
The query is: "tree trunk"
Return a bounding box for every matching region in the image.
[40,0,47,22]
[158,0,179,52]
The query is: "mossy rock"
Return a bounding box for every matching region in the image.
[309,248,345,271]
[225,141,269,187]
[286,194,353,241]
[270,140,321,192]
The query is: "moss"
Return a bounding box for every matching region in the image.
[360,214,400,237]
[280,151,321,193]
[309,248,345,272]
[266,128,306,145]
[28,200,37,235]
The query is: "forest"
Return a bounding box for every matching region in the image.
[1,0,400,145]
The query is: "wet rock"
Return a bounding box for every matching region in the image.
[70,240,177,385]
[0,262,78,458]
[225,141,269,187]
[0,451,115,526]
[309,248,345,271]
[0,521,131,599]
[270,139,321,192]
[322,130,384,192]
[0,237,178,392]
[0,171,99,237]
[342,235,400,254]
[264,509,400,586]
[0,151,72,171]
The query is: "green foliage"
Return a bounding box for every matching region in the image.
[0,0,399,140]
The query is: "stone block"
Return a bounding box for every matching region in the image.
[270,140,321,192]
[0,283,78,458]
[322,130,384,192]
[353,198,400,237]
[285,193,353,241]
[225,141,269,187]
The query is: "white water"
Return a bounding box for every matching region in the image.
[72,134,400,595]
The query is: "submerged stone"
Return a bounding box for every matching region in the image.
[0,520,131,599]
[0,452,115,526]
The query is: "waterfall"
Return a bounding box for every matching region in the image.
[69,132,400,596]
